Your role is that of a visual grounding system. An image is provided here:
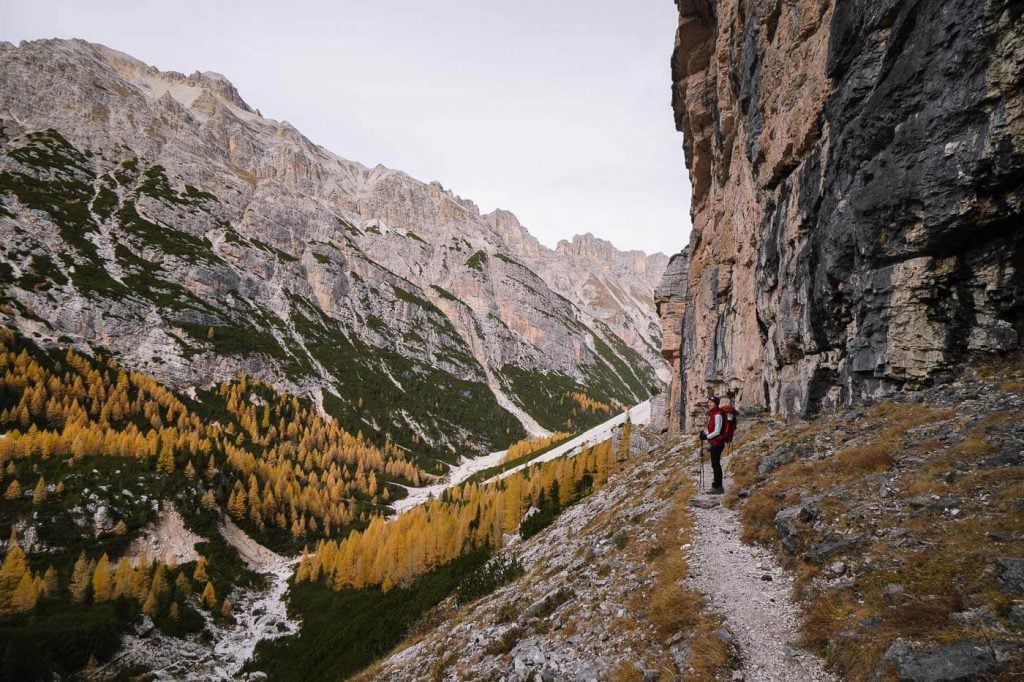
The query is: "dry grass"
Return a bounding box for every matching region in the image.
[647,488,700,635]
[648,579,703,635]
[835,442,894,472]
[952,436,996,457]
[739,490,783,545]
[731,419,772,448]
[685,619,733,680]
[608,661,644,682]
[428,652,457,682]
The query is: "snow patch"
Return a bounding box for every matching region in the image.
[390,447,510,515]
[482,366,550,437]
[492,399,650,482]
[391,400,650,513]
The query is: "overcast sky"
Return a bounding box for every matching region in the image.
[2,0,692,256]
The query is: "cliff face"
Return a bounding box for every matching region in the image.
[653,250,690,432]
[0,39,666,460]
[664,0,1024,427]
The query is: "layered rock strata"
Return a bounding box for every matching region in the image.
[663,0,1024,427]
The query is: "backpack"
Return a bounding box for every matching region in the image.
[720,405,739,443]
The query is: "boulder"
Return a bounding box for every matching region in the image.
[773,501,819,554]
[997,557,1024,594]
[757,450,795,476]
[885,639,1020,682]
[804,534,866,564]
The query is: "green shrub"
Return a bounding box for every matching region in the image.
[249,549,490,681]
[456,555,525,605]
[465,250,488,271]
[0,600,134,679]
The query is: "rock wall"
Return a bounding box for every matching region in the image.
[664,0,1024,426]
[653,250,690,433]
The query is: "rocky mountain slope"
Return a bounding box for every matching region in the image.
[348,429,737,682]
[0,38,666,464]
[660,0,1024,428]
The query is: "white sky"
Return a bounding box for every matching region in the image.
[2,0,692,256]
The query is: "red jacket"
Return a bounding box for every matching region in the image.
[706,407,725,446]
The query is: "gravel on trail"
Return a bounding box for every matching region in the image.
[685,460,837,682]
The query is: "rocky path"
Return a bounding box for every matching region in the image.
[686,459,836,682]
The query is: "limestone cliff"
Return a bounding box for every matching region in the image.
[0,39,666,461]
[652,250,690,432]
[663,0,1024,428]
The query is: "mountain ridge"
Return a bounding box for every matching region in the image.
[0,37,667,462]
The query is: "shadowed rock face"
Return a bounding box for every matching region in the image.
[664,0,1024,426]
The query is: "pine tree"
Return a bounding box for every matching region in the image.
[4,480,21,501]
[193,555,208,584]
[0,542,29,613]
[228,486,246,519]
[201,581,217,609]
[41,566,58,597]
[112,559,132,598]
[69,552,92,602]
[220,597,232,617]
[156,445,175,474]
[175,572,192,596]
[142,591,158,617]
[32,476,46,503]
[91,554,112,602]
[10,571,37,612]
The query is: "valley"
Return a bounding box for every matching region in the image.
[1,0,1023,678]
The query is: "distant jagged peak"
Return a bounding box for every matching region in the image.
[83,40,257,114]
[556,233,669,279]
[558,232,666,261]
[484,208,544,257]
[7,38,256,117]
[556,232,617,259]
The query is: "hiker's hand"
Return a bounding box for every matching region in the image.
[699,430,707,441]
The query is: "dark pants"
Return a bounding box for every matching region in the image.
[709,442,725,488]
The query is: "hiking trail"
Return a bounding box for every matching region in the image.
[685,453,837,682]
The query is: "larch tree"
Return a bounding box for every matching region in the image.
[69,552,93,603]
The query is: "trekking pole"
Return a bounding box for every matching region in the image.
[698,440,705,492]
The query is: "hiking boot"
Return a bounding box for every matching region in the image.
[709,486,725,495]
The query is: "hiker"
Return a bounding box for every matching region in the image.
[699,395,725,494]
